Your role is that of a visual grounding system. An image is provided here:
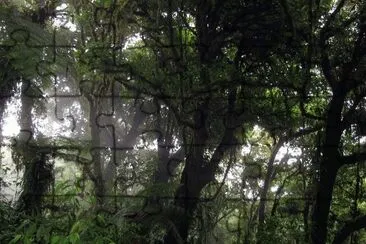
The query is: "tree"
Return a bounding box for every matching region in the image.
[0,2,57,214]
[307,1,366,243]
[120,0,291,242]
[1,0,366,243]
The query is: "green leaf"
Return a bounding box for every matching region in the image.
[9,234,22,244]
[70,220,85,234]
[68,233,80,244]
[25,222,37,236]
[23,236,33,244]
[51,236,61,244]
[96,214,105,226]
[36,224,45,241]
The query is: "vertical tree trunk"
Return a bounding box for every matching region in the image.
[303,193,311,243]
[88,98,105,207]
[17,81,42,215]
[0,98,6,171]
[164,166,208,243]
[164,104,210,242]
[311,85,346,244]
[257,139,284,230]
[311,158,339,244]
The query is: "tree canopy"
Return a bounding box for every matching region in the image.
[0,0,366,243]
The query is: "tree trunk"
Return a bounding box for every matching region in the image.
[258,139,284,228]
[17,81,42,215]
[164,104,238,243]
[310,157,339,244]
[0,98,6,169]
[303,193,311,243]
[164,165,210,243]
[311,84,346,244]
[88,98,105,207]
[163,102,210,242]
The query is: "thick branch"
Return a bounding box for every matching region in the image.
[320,49,337,91]
[332,215,366,244]
[285,125,323,140]
[318,0,347,90]
[258,126,321,225]
[341,152,366,166]
[258,137,285,225]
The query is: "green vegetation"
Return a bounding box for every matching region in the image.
[0,0,366,243]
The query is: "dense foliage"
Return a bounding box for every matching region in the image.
[0,0,366,243]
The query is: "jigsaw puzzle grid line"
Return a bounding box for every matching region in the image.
[0,3,323,230]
